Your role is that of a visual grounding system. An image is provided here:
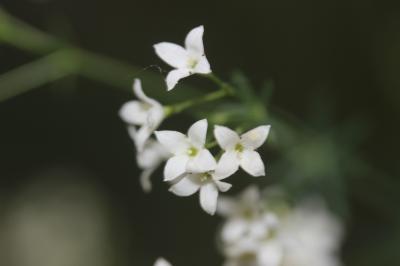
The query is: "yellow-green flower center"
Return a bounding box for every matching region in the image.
[187,58,198,69]
[200,172,212,183]
[235,143,244,153]
[187,146,198,157]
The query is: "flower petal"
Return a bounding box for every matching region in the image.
[184,25,204,56]
[154,258,172,266]
[186,149,217,173]
[153,42,189,68]
[164,155,189,181]
[213,151,239,180]
[200,182,219,215]
[139,168,155,193]
[216,196,237,217]
[193,56,211,74]
[169,174,201,196]
[155,130,189,154]
[215,180,232,192]
[119,101,148,125]
[187,119,208,148]
[137,139,169,169]
[240,150,265,177]
[132,79,159,106]
[134,125,153,151]
[258,242,283,266]
[240,125,271,150]
[214,125,240,150]
[166,69,191,91]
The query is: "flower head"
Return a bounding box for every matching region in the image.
[169,154,237,215]
[155,119,217,182]
[154,25,211,91]
[214,125,271,177]
[154,258,172,266]
[129,129,171,192]
[119,79,164,151]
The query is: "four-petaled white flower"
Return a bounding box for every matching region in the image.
[129,128,171,192]
[155,119,217,182]
[154,25,212,91]
[169,153,237,215]
[214,125,271,177]
[119,79,165,151]
[154,258,172,266]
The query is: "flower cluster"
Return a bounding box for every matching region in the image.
[120,25,344,266]
[120,26,271,214]
[217,186,343,266]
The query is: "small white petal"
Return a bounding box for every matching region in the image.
[240,125,271,150]
[258,242,283,266]
[184,25,205,56]
[213,151,239,180]
[153,42,189,68]
[187,119,208,148]
[127,125,137,141]
[134,125,153,152]
[221,218,249,244]
[216,196,237,217]
[164,155,189,181]
[137,139,169,169]
[166,69,191,91]
[215,180,232,192]
[139,168,155,193]
[240,185,261,205]
[240,150,265,177]
[169,174,201,196]
[155,130,189,154]
[132,79,159,106]
[193,56,211,74]
[214,125,240,150]
[186,149,217,173]
[119,101,148,125]
[199,182,219,215]
[154,258,172,266]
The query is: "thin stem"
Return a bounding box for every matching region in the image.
[203,73,235,95]
[165,88,228,116]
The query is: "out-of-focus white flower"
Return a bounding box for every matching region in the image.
[214,125,271,177]
[154,25,211,91]
[278,199,343,266]
[155,119,217,182]
[119,79,164,151]
[169,154,237,215]
[154,258,172,266]
[218,186,279,244]
[129,128,171,192]
[219,192,343,266]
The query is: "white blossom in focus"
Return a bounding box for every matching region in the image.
[129,128,171,192]
[214,125,271,177]
[154,258,172,266]
[155,119,217,182]
[119,79,164,151]
[154,25,211,91]
[169,154,237,215]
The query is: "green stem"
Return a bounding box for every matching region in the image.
[203,73,235,95]
[0,49,79,102]
[165,88,228,116]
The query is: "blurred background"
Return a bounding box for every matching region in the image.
[0,1,399,265]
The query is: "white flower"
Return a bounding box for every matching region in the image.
[278,199,343,266]
[169,154,236,215]
[119,79,164,151]
[214,125,271,177]
[154,258,172,266]
[154,25,212,91]
[218,186,278,244]
[129,128,171,192]
[155,119,217,182]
